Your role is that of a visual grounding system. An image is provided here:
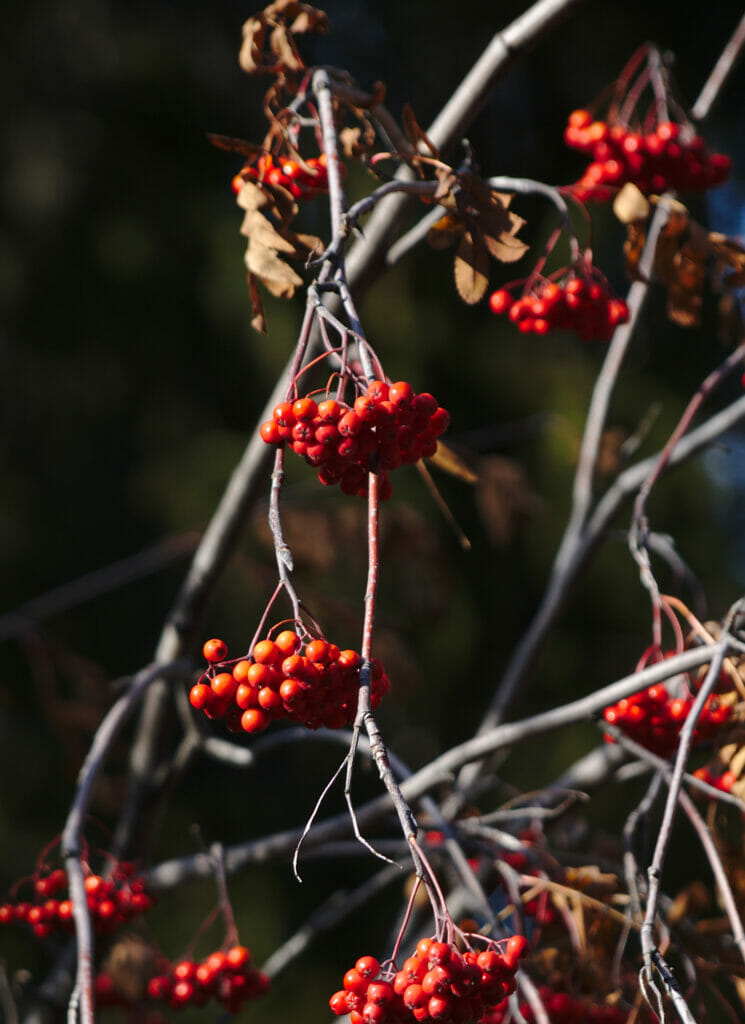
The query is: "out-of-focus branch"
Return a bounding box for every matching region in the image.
[145,643,731,891]
[60,660,188,1024]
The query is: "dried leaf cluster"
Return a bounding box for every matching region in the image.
[236,180,320,332]
[239,0,328,76]
[614,183,745,333]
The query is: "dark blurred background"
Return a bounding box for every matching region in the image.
[1,0,744,1020]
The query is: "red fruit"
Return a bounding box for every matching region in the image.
[504,934,529,965]
[366,982,394,1005]
[330,990,351,1015]
[253,640,279,664]
[211,672,237,700]
[190,683,213,710]
[275,629,301,655]
[343,969,368,994]
[260,419,281,444]
[202,638,227,663]
[241,708,270,733]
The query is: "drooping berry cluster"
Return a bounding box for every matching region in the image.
[260,382,449,499]
[232,152,336,200]
[147,946,269,1014]
[191,633,390,733]
[329,936,529,1024]
[488,274,629,342]
[481,985,628,1024]
[0,865,154,940]
[603,683,731,758]
[564,110,731,202]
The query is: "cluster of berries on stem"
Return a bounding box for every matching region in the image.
[603,681,731,758]
[488,265,629,342]
[260,381,449,499]
[232,151,336,199]
[565,109,731,202]
[0,862,153,940]
[330,935,529,1024]
[191,633,390,732]
[147,945,269,1013]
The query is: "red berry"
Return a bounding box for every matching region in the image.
[203,638,227,663]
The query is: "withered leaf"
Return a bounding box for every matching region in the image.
[239,17,267,74]
[269,25,303,71]
[613,182,650,224]
[401,103,439,158]
[454,230,489,305]
[289,7,328,33]
[426,441,479,484]
[475,456,537,547]
[240,209,300,253]
[454,233,489,305]
[207,133,264,160]
[482,230,528,264]
[248,273,267,334]
[236,180,271,212]
[245,241,303,298]
[426,213,463,251]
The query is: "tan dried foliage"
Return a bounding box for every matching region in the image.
[234,179,320,331]
[474,456,538,547]
[615,183,745,331]
[239,0,328,76]
[426,175,527,304]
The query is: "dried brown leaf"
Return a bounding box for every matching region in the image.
[207,133,264,159]
[247,273,267,334]
[401,103,439,158]
[426,213,463,251]
[454,230,489,305]
[236,180,271,212]
[239,16,267,74]
[269,24,303,71]
[426,441,479,484]
[240,210,298,253]
[482,230,528,264]
[245,241,303,298]
[613,182,650,224]
[475,456,537,547]
[289,7,328,34]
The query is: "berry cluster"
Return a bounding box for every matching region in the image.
[191,633,390,732]
[329,936,529,1024]
[0,866,154,940]
[565,110,731,202]
[488,275,629,342]
[232,152,336,200]
[260,382,449,499]
[482,986,628,1024]
[147,946,269,1014]
[603,683,731,758]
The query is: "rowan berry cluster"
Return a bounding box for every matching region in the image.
[147,946,269,1014]
[603,683,731,758]
[565,110,731,202]
[482,985,628,1024]
[329,936,529,1024]
[232,151,335,199]
[191,633,390,732]
[260,382,450,499]
[0,865,153,939]
[488,274,629,342]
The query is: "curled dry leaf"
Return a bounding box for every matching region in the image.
[235,179,321,327]
[239,0,328,76]
[454,230,490,305]
[426,173,527,304]
[616,189,745,331]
